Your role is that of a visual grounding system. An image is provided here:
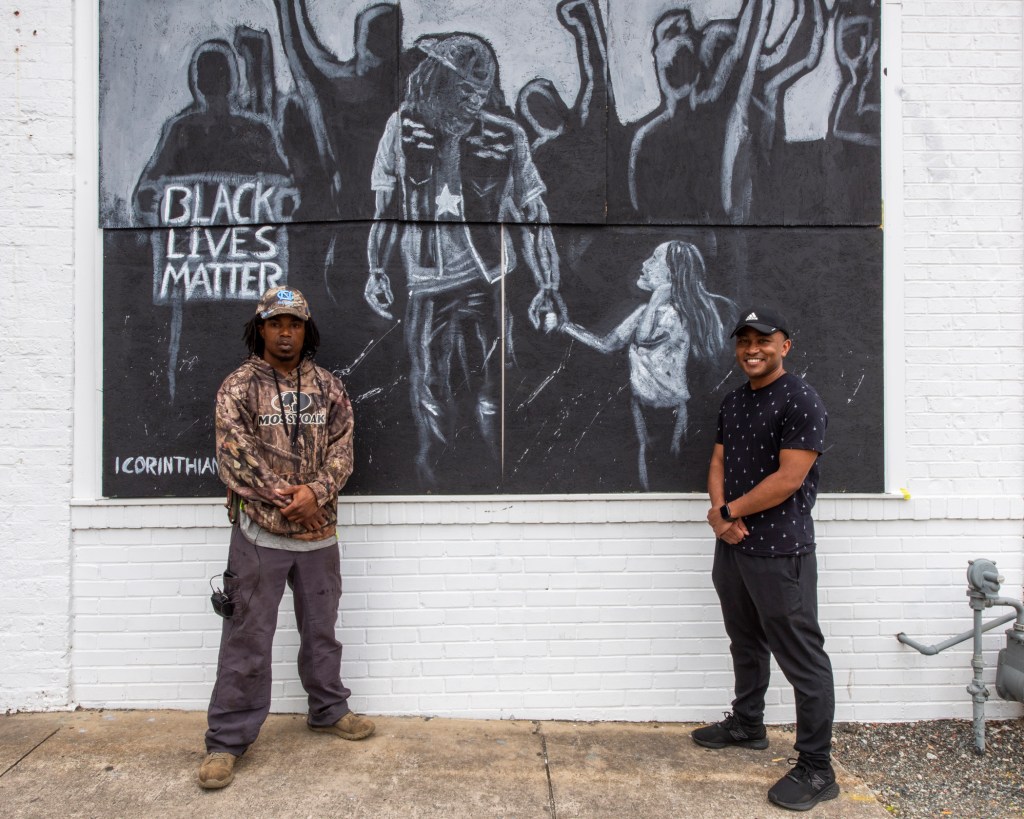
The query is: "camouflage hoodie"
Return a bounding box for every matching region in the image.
[215,356,353,541]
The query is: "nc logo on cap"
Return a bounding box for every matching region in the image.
[257,285,310,320]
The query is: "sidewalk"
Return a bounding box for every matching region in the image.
[0,710,888,818]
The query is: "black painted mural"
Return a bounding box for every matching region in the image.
[99,0,883,497]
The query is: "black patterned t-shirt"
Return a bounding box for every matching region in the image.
[716,372,828,556]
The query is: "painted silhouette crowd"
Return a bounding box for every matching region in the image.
[129,0,880,229]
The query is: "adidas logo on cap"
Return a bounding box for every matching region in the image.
[730,307,790,338]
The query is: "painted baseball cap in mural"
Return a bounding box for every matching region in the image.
[256,287,311,321]
[731,308,790,338]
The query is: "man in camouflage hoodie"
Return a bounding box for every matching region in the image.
[198,286,374,790]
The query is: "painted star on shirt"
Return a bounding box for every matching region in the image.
[435,184,463,217]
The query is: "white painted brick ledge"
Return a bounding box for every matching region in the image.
[69,494,1024,530]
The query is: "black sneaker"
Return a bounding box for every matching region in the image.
[767,758,840,811]
[691,712,769,750]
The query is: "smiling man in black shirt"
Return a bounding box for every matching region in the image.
[692,307,837,812]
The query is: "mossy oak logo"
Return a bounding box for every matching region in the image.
[258,392,326,426]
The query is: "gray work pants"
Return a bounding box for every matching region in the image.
[205,525,351,755]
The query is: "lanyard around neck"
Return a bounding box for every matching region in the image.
[271,366,301,450]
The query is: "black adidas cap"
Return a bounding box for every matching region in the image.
[730,308,790,339]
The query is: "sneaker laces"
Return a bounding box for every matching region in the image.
[785,757,831,788]
[718,711,739,728]
[718,711,758,735]
[784,757,810,781]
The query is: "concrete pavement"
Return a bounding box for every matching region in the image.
[0,710,889,818]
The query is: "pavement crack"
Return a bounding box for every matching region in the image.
[0,727,60,779]
[533,721,557,819]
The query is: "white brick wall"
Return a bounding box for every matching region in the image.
[0,0,75,712]
[2,0,1022,723]
[901,0,1024,499]
[65,497,1024,722]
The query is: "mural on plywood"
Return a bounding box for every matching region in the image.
[99,0,883,497]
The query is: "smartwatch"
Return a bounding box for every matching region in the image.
[720,504,736,522]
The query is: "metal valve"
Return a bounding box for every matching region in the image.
[900,558,1024,753]
[966,559,1003,608]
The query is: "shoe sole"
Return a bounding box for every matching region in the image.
[768,782,840,811]
[692,736,770,750]
[308,724,375,741]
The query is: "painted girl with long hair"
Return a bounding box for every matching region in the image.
[561,240,734,489]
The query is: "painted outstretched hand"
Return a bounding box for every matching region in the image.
[529,288,566,333]
[364,269,395,320]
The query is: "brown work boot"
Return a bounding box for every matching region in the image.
[308,711,375,740]
[198,752,236,789]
